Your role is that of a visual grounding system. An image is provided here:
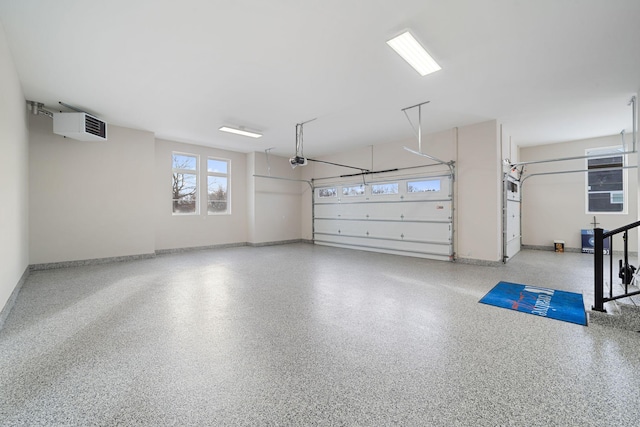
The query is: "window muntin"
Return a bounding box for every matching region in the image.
[371,183,399,195]
[407,179,440,193]
[207,157,230,214]
[587,147,624,213]
[172,153,198,214]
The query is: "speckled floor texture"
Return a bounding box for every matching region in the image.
[1,244,640,426]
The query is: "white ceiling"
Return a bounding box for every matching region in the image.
[1,0,639,158]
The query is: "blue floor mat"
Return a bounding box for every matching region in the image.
[479,281,587,326]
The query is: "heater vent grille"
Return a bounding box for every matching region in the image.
[85,114,106,138]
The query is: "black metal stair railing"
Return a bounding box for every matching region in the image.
[593,221,640,312]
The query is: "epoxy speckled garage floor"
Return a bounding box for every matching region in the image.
[1,244,639,426]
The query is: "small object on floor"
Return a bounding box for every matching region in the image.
[618,259,636,285]
[554,240,565,252]
[479,281,587,326]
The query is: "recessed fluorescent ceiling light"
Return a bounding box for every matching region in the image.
[219,126,262,138]
[387,31,441,76]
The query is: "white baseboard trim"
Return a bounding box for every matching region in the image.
[0,266,29,331]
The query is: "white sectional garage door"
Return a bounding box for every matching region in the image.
[504,175,521,262]
[313,174,453,261]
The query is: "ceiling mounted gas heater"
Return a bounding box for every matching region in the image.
[26,100,108,142]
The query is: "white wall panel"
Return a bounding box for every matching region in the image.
[30,118,156,264]
[0,21,29,315]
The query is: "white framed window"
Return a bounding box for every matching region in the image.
[318,187,337,198]
[371,183,399,195]
[172,153,199,214]
[407,179,440,193]
[207,157,230,214]
[586,146,625,214]
[342,185,365,197]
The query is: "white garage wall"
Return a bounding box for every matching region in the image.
[154,139,248,251]
[0,22,29,321]
[248,151,305,245]
[27,114,503,265]
[521,134,638,252]
[456,120,502,262]
[29,117,156,264]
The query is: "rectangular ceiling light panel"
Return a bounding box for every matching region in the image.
[219,126,262,138]
[387,31,441,76]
